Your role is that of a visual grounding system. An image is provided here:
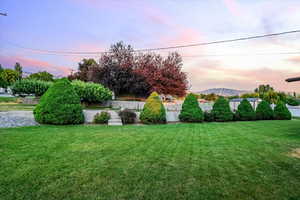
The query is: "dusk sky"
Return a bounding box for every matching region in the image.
[1,0,300,92]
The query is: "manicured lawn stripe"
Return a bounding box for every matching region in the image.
[0,121,300,200]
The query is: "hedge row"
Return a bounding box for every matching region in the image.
[140,94,292,124]
[203,99,291,122]
[11,79,112,103]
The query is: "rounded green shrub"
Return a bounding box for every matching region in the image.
[11,79,52,97]
[211,97,233,122]
[235,99,256,121]
[71,80,112,104]
[204,111,214,122]
[286,97,300,106]
[274,101,292,120]
[0,69,19,88]
[119,109,136,124]
[255,100,273,120]
[140,92,166,124]
[93,112,111,124]
[179,93,203,122]
[33,78,84,125]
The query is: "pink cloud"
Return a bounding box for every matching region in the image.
[187,59,300,93]
[0,55,72,76]
[223,0,243,17]
[287,56,300,65]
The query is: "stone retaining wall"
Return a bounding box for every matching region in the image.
[1,106,299,128]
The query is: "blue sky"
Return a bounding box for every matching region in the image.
[1,0,300,92]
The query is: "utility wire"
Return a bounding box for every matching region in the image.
[181,52,300,58]
[5,29,300,55]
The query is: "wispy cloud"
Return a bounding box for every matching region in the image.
[0,55,72,76]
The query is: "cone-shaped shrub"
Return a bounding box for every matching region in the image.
[255,100,273,120]
[274,101,292,120]
[179,93,204,122]
[34,78,84,125]
[140,92,166,124]
[211,97,233,122]
[235,99,256,121]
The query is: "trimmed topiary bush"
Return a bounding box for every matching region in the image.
[211,97,233,122]
[119,109,136,124]
[179,93,204,122]
[235,99,256,121]
[140,92,166,124]
[274,101,292,120]
[204,111,214,122]
[93,112,111,124]
[11,79,52,97]
[33,78,84,125]
[255,100,273,120]
[72,80,112,104]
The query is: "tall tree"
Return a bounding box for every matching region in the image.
[14,62,23,79]
[0,64,3,72]
[69,42,188,97]
[69,58,98,81]
[254,84,274,98]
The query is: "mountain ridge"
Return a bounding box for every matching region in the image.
[197,88,250,96]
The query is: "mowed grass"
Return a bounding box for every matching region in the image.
[1,121,300,200]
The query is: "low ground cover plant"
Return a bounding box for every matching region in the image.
[94,112,111,124]
[140,92,166,124]
[119,109,136,124]
[34,78,84,125]
[179,93,204,122]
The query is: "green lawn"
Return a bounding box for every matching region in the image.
[1,121,300,200]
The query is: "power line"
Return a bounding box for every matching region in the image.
[5,29,300,55]
[181,52,300,58]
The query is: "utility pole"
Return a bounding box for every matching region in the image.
[0,13,7,16]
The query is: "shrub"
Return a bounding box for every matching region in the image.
[11,79,112,103]
[235,99,256,121]
[28,71,54,82]
[71,80,112,104]
[211,97,233,122]
[0,69,19,88]
[11,79,52,97]
[204,111,214,122]
[119,109,136,124]
[140,92,166,124]
[179,93,204,122]
[255,100,273,120]
[274,101,292,120]
[93,112,111,124]
[286,97,300,106]
[34,78,84,125]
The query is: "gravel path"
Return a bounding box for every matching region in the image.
[0,111,38,128]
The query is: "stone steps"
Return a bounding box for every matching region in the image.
[108,111,123,126]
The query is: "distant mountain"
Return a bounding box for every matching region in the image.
[198,88,250,97]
